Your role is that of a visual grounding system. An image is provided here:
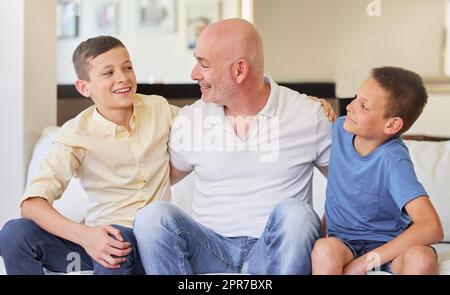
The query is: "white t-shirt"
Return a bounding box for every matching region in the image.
[169,76,332,237]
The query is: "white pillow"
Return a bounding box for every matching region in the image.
[405,140,450,242]
[26,127,88,223]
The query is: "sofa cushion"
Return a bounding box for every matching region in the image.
[405,140,450,242]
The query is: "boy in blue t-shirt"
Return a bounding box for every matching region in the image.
[311,67,443,275]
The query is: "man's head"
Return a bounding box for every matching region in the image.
[72,36,137,112]
[191,18,264,104]
[344,66,427,140]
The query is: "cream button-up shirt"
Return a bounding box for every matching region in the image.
[22,94,179,228]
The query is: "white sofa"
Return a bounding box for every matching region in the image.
[1,127,449,275]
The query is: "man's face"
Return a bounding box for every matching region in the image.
[190,34,236,105]
[79,47,137,112]
[344,78,390,139]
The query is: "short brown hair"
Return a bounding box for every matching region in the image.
[371,66,428,134]
[72,36,125,81]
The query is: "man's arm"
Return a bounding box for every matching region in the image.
[21,197,132,269]
[316,165,328,237]
[308,96,337,122]
[170,164,192,185]
[343,196,443,274]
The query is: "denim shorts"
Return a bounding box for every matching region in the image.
[341,240,392,273]
[340,239,438,274]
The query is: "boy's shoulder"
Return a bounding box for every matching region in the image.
[55,105,97,144]
[383,137,411,162]
[134,93,170,108]
[134,93,179,120]
[332,116,347,136]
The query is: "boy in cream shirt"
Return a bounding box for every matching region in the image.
[0,36,178,274]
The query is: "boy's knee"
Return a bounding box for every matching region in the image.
[0,219,40,250]
[110,225,137,245]
[311,238,340,261]
[403,246,438,274]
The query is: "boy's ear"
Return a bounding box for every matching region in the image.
[384,117,403,135]
[75,79,91,98]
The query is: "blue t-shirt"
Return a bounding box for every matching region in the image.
[325,117,427,242]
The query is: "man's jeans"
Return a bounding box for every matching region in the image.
[0,219,144,275]
[133,198,321,275]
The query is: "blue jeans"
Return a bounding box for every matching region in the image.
[0,218,144,275]
[133,198,321,275]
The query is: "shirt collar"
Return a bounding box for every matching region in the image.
[206,75,279,126]
[91,96,139,138]
[258,76,279,118]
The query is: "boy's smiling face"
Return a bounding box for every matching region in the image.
[343,78,391,140]
[76,47,137,112]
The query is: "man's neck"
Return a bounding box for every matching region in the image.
[224,79,271,117]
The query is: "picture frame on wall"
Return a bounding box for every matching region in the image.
[184,0,222,50]
[137,0,177,33]
[94,0,119,34]
[57,0,80,39]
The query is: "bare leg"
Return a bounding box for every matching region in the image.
[390,245,438,275]
[311,237,354,275]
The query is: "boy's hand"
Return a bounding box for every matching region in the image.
[79,225,132,269]
[342,255,368,275]
[308,96,337,122]
[342,251,382,275]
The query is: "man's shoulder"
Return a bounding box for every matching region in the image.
[277,85,321,113]
[176,99,216,118]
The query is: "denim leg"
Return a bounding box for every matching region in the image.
[133,201,242,274]
[92,224,145,275]
[0,218,92,275]
[241,198,321,274]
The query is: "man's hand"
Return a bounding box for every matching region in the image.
[79,225,132,269]
[308,96,337,122]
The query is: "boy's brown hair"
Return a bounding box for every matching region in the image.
[72,36,125,81]
[371,66,428,135]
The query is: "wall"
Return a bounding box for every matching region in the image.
[57,0,241,84]
[0,0,56,227]
[254,0,446,97]
[407,92,450,137]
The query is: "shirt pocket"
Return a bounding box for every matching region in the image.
[351,179,380,222]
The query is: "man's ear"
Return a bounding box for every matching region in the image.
[232,59,250,84]
[384,117,403,135]
[75,79,91,98]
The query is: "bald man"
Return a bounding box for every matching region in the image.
[133,19,333,275]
